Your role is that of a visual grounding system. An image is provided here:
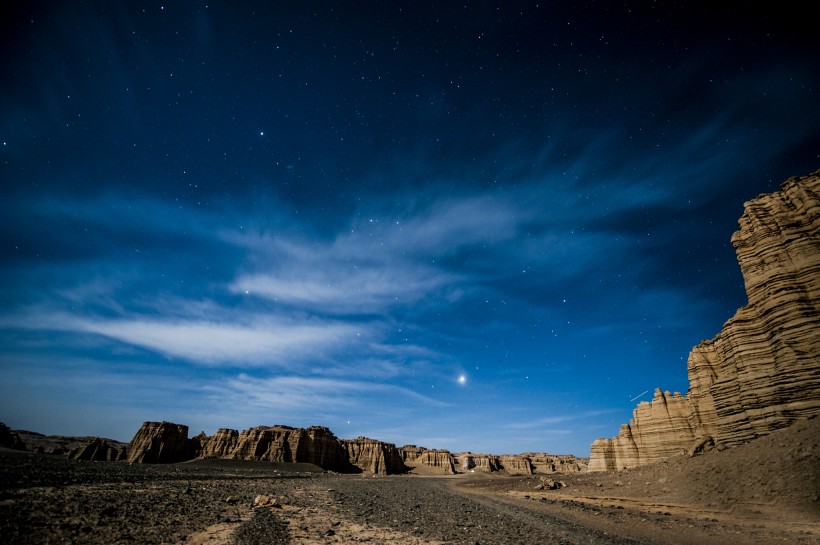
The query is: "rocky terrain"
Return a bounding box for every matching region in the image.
[591,171,820,470]
[1,415,817,544]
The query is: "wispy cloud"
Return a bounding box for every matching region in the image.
[206,373,451,411]
[4,308,366,367]
[505,409,621,430]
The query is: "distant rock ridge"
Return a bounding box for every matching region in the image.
[341,437,406,475]
[589,170,820,471]
[399,446,585,475]
[118,421,586,475]
[69,438,127,462]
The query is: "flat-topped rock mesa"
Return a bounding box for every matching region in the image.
[127,421,194,463]
[526,453,588,473]
[200,425,351,472]
[589,170,820,471]
[340,437,406,475]
[36,420,587,475]
[400,445,586,475]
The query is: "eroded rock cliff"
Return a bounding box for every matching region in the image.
[127,421,193,463]
[340,437,405,475]
[69,438,127,462]
[589,171,820,471]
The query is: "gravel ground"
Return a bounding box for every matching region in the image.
[1,427,818,545]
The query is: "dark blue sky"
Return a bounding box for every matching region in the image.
[1,2,818,455]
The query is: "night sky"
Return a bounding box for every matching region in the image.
[1,2,818,456]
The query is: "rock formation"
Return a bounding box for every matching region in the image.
[527,453,588,473]
[127,421,193,464]
[69,438,127,461]
[398,445,426,463]
[0,422,26,451]
[589,170,820,471]
[499,455,534,475]
[200,425,351,472]
[340,437,405,475]
[399,446,457,474]
[199,428,239,458]
[458,453,501,472]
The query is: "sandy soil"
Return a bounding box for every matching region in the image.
[1,416,817,544]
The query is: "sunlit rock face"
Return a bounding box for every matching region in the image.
[414,449,458,474]
[340,437,406,475]
[499,455,534,475]
[127,421,192,463]
[457,453,501,472]
[199,428,239,458]
[225,425,349,472]
[526,453,588,473]
[398,444,426,463]
[589,171,820,471]
[588,390,697,471]
[706,172,820,445]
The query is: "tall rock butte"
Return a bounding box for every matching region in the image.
[589,170,820,471]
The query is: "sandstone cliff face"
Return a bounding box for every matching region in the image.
[340,437,405,475]
[589,171,820,471]
[69,438,127,461]
[527,453,587,473]
[199,428,239,458]
[458,453,500,472]
[127,421,192,464]
[499,455,534,475]
[398,445,426,463]
[409,449,457,474]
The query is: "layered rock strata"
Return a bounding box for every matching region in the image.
[127,421,193,464]
[69,438,127,461]
[199,428,239,458]
[589,171,820,471]
[340,437,406,475]
[527,453,588,473]
[412,449,457,474]
[203,425,351,472]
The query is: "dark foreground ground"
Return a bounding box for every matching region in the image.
[1,436,818,545]
[2,417,819,545]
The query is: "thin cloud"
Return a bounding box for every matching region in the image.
[5,309,366,367]
[208,373,451,410]
[506,409,621,430]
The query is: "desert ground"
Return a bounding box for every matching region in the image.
[1,416,817,545]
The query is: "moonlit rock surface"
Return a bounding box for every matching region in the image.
[340,436,406,475]
[589,171,820,471]
[127,421,192,464]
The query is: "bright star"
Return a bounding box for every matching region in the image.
[458,374,467,385]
